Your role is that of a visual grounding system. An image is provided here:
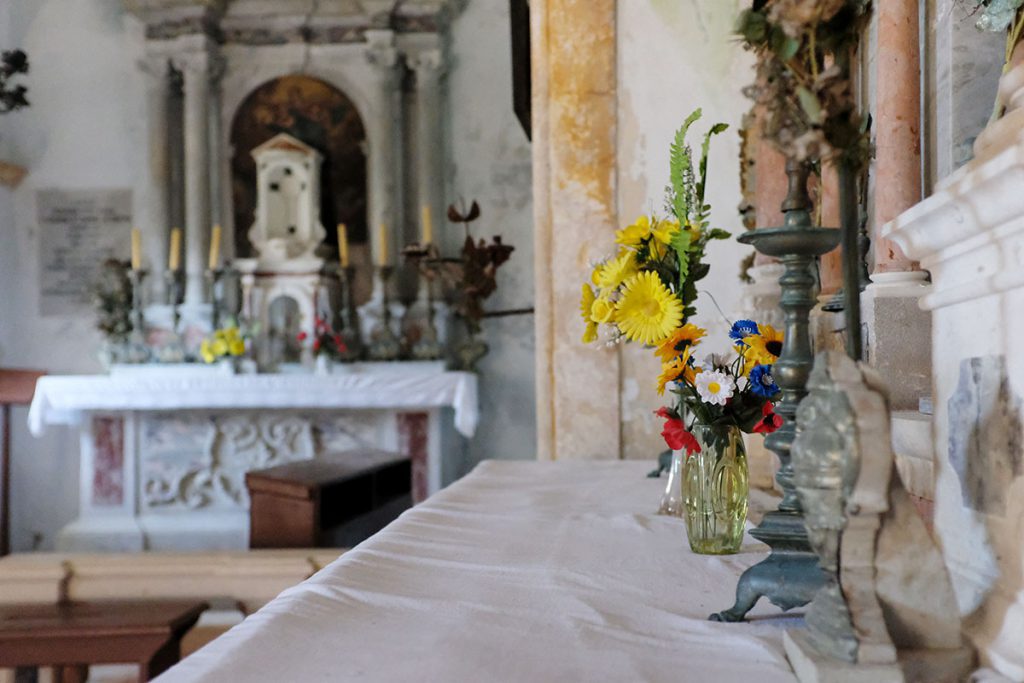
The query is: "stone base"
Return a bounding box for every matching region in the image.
[57,512,250,552]
[785,630,975,683]
[860,273,932,411]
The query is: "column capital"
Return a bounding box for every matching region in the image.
[137,54,172,80]
[407,49,448,86]
[365,29,401,72]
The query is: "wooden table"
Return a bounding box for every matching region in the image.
[0,600,207,682]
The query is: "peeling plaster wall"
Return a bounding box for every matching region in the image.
[447,0,536,467]
[616,1,754,460]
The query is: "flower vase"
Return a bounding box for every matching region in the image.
[657,450,685,516]
[315,354,332,376]
[683,423,748,555]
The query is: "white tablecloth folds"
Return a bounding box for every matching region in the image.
[158,461,798,682]
[27,371,479,438]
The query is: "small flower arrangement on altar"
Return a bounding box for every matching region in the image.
[297,315,348,360]
[200,321,249,364]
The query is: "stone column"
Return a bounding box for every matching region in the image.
[860,0,931,410]
[139,55,172,301]
[176,50,213,307]
[365,30,403,274]
[409,48,447,249]
[532,0,620,460]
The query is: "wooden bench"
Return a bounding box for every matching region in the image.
[246,450,411,548]
[0,599,207,682]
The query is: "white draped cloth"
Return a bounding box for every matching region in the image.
[159,461,799,682]
[27,371,479,438]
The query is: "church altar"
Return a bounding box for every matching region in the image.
[157,461,799,682]
[28,369,478,552]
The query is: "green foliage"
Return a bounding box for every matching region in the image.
[670,109,702,222]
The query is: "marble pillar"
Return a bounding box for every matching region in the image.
[531,0,621,460]
[861,0,932,411]
[177,49,213,307]
[365,30,403,276]
[139,55,173,301]
[410,48,447,249]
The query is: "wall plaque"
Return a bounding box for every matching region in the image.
[36,188,131,316]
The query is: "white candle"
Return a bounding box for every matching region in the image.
[208,224,222,270]
[130,228,142,271]
[338,223,349,268]
[168,227,181,271]
[421,205,433,245]
[377,223,389,266]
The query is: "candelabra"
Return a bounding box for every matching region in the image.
[711,160,838,622]
[368,266,401,361]
[124,269,152,364]
[337,265,364,361]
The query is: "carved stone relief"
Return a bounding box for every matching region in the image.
[948,356,1023,515]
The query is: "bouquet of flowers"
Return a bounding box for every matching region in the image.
[297,314,348,359]
[656,319,784,456]
[580,109,730,350]
[199,321,249,364]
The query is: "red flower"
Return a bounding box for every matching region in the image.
[753,402,783,435]
[296,331,308,342]
[312,339,321,351]
[654,406,673,419]
[661,418,701,456]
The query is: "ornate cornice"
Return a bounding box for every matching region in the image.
[126,0,468,45]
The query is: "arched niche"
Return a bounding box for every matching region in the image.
[230,75,368,260]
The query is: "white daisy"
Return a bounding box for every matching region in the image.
[695,370,735,406]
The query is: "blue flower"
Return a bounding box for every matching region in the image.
[729,319,760,345]
[749,364,779,398]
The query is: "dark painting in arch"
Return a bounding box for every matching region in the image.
[230,75,368,258]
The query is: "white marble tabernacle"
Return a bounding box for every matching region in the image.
[29,370,478,552]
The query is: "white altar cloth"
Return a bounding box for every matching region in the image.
[27,370,479,438]
[159,461,799,682]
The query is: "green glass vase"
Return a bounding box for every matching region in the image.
[683,423,749,555]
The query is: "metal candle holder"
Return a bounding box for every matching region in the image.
[411,273,442,360]
[204,268,225,330]
[337,265,364,362]
[367,266,401,361]
[125,269,152,364]
[711,160,839,622]
[158,269,187,363]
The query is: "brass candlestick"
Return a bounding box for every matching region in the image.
[338,265,364,361]
[205,268,225,330]
[125,269,152,364]
[368,266,401,361]
[411,273,442,360]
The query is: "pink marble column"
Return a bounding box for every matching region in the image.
[873,0,922,273]
[752,112,787,265]
[818,163,843,296]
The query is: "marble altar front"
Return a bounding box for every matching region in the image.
[28,369,477,552]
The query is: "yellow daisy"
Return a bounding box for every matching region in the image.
[615,271,683,346]
[651,218,681,245]
[595,251,638,291]
[580,284,598,344]
[615,215,653,247]
[654,323,706,362]
[229,339,246,356]
[656,349,700,394]
[743,324,784,371]
[200,340,215,364]
[590,297,616,324]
